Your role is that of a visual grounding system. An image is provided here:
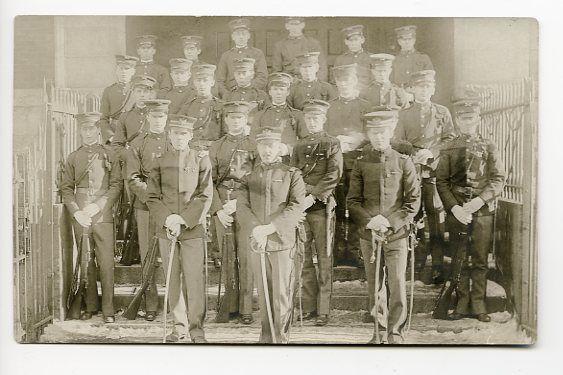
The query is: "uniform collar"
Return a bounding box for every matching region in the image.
[225,133,246,142]
[234,45,249,50]
[140,59,154,64]
[235,83,252,89]
[399,49,417,56]
[288,34,304,41]
[306,131,326,140]
[148,131,165,138]
[81,143,102,152]
[270,102,287,109]
[259,159,283,170]
[346,49,364,57]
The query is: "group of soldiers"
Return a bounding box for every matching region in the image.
[60,17,506,344]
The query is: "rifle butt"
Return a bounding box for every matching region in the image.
[66,289,83,320]
[122,288,146,320]
[432,283,455,320]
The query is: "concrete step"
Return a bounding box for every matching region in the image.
[104,278,507,315]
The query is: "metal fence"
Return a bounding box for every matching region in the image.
[12,79,100,342]
[468,78,535,204]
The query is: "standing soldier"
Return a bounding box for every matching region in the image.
[288,52,337,111]
[178,64,223,151]
[238,128,307,344]
[333,25,372,96]
[216,17,268,96]
[135,35,172,92]
[158,58,195,115]
[99,54,138,144]
[209,101,257,324]
[436,96,505,323]
[251,72,306,160]
[126,99,171,321]
[347,109,420,344]
[222,57,270,114]
[326,64,372,267]
[60,112,123,323]
[181,35,220,97]
[146,115,213,343]
[112,75,158,152]
[273,17,328,82]
[392,70,456,283]
[290,99,342,326]
[391,26,433,88]
[363,54,407,109]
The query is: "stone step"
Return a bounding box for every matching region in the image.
[41,310,527,344]
[104,279,507,315]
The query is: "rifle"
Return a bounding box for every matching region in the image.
[67,230,92,320]
[163,233,178,343]
[122,236,159,320]
[215,189,237,323]
[406,221,419,332]
[325,196,336,258]
[120,196,140,265]
[432,223,471,320]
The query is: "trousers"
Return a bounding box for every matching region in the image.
[135,209,159,312]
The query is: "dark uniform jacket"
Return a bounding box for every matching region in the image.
[208,133,257,215]
[237,161,307,251]
[99,82,133,143]
[290,131,342,211]
[251,103,306,148]
[136,60,172,91]
[216,46,269,92]
[273,35,328,81]
[391,50,433,87]
[113,105,149,151]
[332,50,373,92]
[222,85,270,113]
[436,134,506,215]
[362,81,407,109]
[60,144,123,223]
[146,148,213,240]
[126,132,169,210]
[347,145,420,241]
[178,96,224,147]
[288,79,337,111]
[392,102,456,158]
[158,85,196,115]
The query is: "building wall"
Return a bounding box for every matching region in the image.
[453,18,538,87]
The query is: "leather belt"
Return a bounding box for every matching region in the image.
[219,179,244,190]
[75,187,108,196]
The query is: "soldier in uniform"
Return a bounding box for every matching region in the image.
[208,101,257,324]
[363,53,407,109]
[288,52,337,111]
[99,54,138,144]
[333,25,372,96]
[178,64,223,151]
[125,99,171,321]
[158,58,195,115]
[290,99,342,326]
[135,35,172,92]
[326,64,372,267]
[273,17,328,82]
[392,70,456,283]
[60,112,123,323]
[436,96,505,323]
[238,128,307,344]
[146,115,213,343]
[251,72,306,160]
[390,26,433,88]
[347,109,420,344]
[222,57,269,114]
[112,75,158,152]
[216,17,268,96]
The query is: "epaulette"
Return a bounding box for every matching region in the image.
[434,103,449,115]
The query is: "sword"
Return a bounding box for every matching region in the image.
[371,229,385,344]
[163,233,178,343]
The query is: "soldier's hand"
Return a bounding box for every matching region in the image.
[73,211,92,228]
[217,209,234,228]
[83,203,101,217]
[303,194,316,209]
[367,215,390,232]
[165,214,186,229]
[451,205,472,225]
[413,149,434,165]
[167,223,181,239]
[223,199,237,215]
[462,197,485,214]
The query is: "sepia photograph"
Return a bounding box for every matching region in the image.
[10,14,538,347]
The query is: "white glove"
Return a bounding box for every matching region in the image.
[217,209,234,228]
[462,197,485,214]
[165,214,186,229]
[366,215,390,232]
[167,223,181,238]
[74,211,92,228]
[252,223,276,249]
[348,133,365,151]
[278,143,290,156]
[413,149,434,165]
[451,205,472,225]
[222,199,237,215]
[337,135,352,153]
[83,203,100,217]
[302,194,316,209]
